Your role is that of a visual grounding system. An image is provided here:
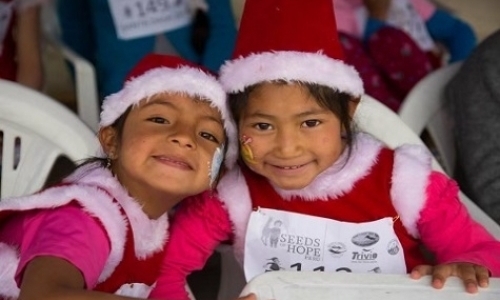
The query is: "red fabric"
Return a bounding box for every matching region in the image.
[94,223,165,292]
[339,32,401,111]
[242,148,429,272]
[125,54,214,82]
[233,0,345,61]
[339,27,440,111]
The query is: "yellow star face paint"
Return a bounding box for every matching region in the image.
[240,135,256,164]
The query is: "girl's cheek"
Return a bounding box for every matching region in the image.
[240,134,257,164]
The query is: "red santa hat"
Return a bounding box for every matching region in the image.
[219,0,364,96]
[100,54,238,168]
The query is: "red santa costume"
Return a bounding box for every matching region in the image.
[149,0,500,299]
[0,54,237,299]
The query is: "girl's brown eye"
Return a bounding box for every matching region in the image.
[255,123,272,130]
[302,120,321,128]
[200,132,220,144]
[148,117,168,124]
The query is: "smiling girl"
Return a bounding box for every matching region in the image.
[150,1,500,299]
[0,53,239,299]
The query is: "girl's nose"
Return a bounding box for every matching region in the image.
[275,128,301,157]
[169,128,196,149]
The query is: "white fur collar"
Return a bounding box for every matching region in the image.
[273,133,383,200]
[0,243,19,298]
[218,133,433,261]
[0,163,169,284]
[63,164,169,259]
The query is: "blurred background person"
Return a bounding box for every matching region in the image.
[334,0,476,111]
[55,0,237,101]
[1,0,44,90]
[446,28,500,225]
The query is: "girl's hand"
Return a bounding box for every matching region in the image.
[410,263,490,293]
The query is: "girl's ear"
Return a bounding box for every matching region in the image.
[348,96,361,118]
[98,126,119,158]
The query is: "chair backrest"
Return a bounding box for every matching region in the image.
[398,62,463,176]
[355,95,500,239]
[0,79,99,198]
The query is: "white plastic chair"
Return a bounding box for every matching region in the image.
[0,79,199,298]
[398,62,463,176]
[356,95,500,239]
[0,79,99,198]
[241,271,500,300]
[40,2,100,132]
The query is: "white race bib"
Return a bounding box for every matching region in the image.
[386,0,435,51]
[244,208,406,282]
[108,0,192,40]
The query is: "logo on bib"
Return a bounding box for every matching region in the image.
[263,257,284,272]
[327,242,347,257]
[351,248,378,262]
[351,231,380,247]
[261,217,284,248]
[387,239,401,255]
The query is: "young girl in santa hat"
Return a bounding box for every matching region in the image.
[150,0,500,299]
[0,53,242,299]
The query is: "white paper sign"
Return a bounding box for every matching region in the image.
[108,0,192,40]
[244,208,406,282]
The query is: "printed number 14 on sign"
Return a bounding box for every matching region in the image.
[108,0,192,40]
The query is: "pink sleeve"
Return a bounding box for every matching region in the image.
[417,172,500,276]
[15,203,111,288]
[410,0,437,21]
[149,192,233,300]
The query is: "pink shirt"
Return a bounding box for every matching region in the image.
[334,0,436,37]
[0,203,111,288]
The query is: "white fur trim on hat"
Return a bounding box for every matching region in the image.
[219,51,364,96]
[100,66,238,168]
[63,164,170,259]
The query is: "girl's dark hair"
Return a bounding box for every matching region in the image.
[77,107,132,168]
[228,80,359,157]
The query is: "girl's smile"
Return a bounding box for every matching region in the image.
[239,82,347,190]
[100,93,226,218]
